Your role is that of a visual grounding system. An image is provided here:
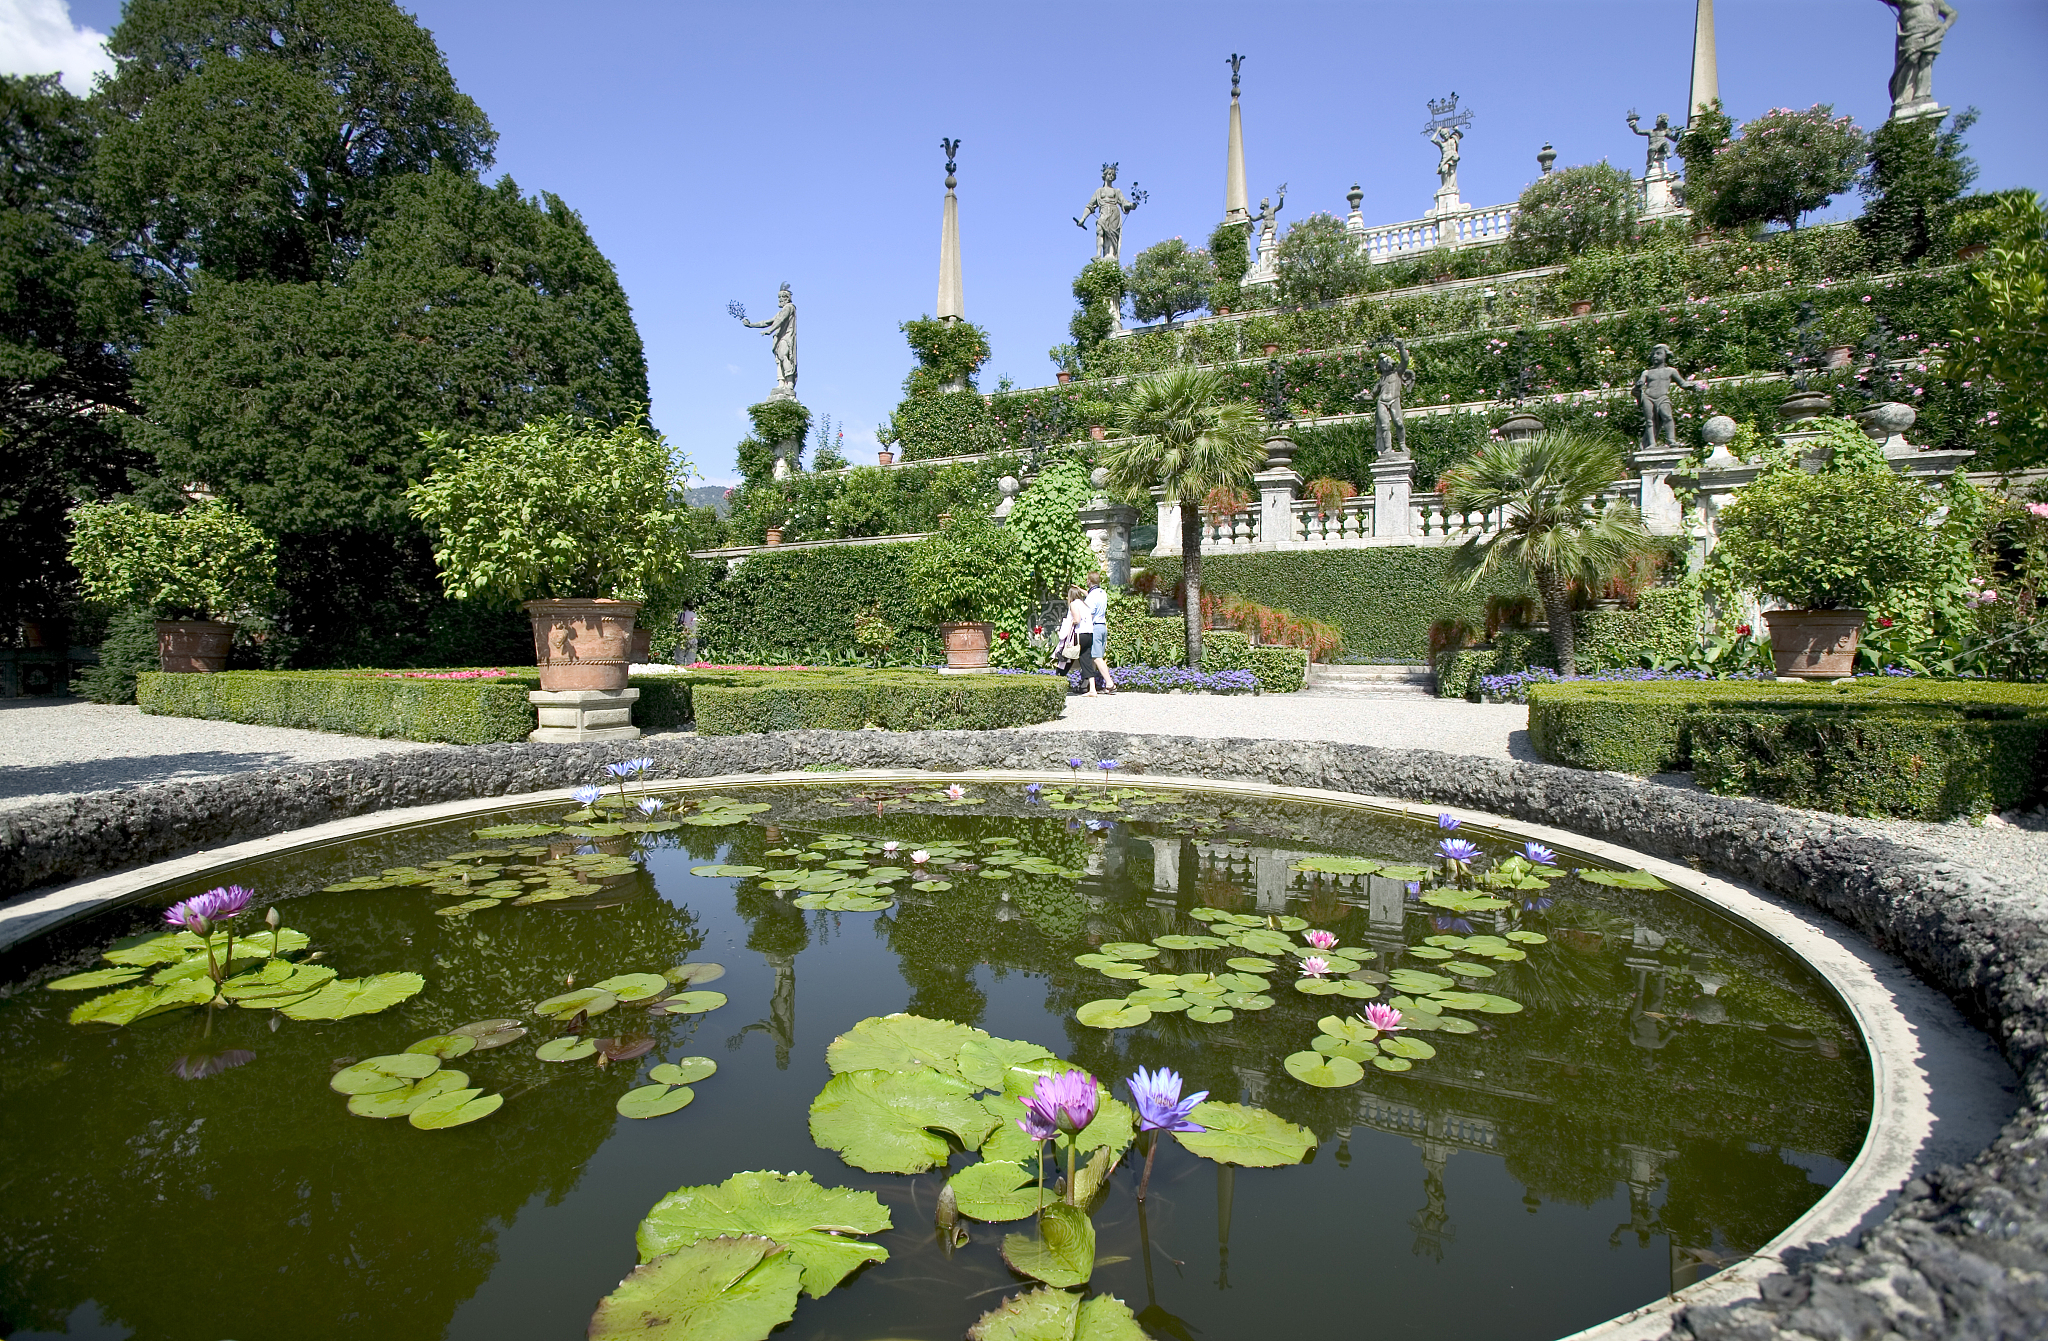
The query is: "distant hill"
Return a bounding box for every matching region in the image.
[685,485,732,517]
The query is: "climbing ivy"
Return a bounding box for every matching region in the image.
[1005,461,1098,599]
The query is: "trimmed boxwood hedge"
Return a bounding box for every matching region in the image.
[695,543,936,664]
[1436,587,1703,697]
[1526,678,2048,818]
[139,670,541,745]
[692,670,1066,735]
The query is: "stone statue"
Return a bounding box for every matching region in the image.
[1428,123,1463,194]
[1626,111,1677,175]
[1633,344,1700,451]
[1879,0,1958,117]
[1253,187,1286,248]
[1075,163,1142,264]
[735,284,798,399]
[1358,340,1415,458]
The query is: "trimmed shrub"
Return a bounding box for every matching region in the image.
[1104,621,1306,693]
[1437,588,1704,696]
[693,670,1066,735]
[75,606,161,705]
[697,543,934,663]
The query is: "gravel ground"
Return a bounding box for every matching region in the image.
[1026,689,1541,759]
[0,697,448,812]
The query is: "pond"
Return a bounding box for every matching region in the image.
[0,774,1872,1341]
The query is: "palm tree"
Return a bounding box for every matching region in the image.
[1103,368,1268,667]
[1439,431,1654,677]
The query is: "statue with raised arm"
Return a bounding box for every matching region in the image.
[1428,123,1464,194]
[1075,163,1143,264]
[1633,344,1700,451]
[734,284,798,399]
[1253,186,1287,249]
[1626,111,1678,175]
[1880,0,1958,117]
[1357,340,1415,458]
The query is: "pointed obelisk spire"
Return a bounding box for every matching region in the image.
[1223,54,1249,224]
[1688,0,1719,121]
[937,138,964,323]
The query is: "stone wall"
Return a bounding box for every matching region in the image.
[3,729,2042,1337]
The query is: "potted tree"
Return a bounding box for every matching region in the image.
[407,414,695,692]
[1710,419,1942,678]
[907,513,1024,670]
[68,500,276,673]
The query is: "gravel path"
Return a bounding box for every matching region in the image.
[0,697,449,813]
[1025,689,1540,760]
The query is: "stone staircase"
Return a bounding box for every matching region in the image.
[1301,662,1437,699]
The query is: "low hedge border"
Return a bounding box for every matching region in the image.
[1105,623,1309,693]
[1527,679,2048,819]
[0,731,2042,1341]
[1436,589,1704,698]
[692,670,1067,735]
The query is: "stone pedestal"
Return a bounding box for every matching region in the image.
[529,688,640,743]
[1371,454,1415,538]
[1151,488,1182,557]
[1642,168,1679,215]
[1077,500,1138,586]
[1254,466,1301,545]
[1631,446,1690,536]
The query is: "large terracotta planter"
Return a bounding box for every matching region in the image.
[939,621,994,671]
[628,628,653,665]
[156,620,233,673]
[1763,609,1865,679]
[524,598,640,691]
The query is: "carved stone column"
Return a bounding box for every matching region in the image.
[1371,453,1415,538]
[1077,468,1137,585]
[1253,467,1301,547]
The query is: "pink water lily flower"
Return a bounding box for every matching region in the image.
[946,784,966,800]
[1303,929,1338,951]
[882,841,899,854]
[1363,1003,1405,1033]
[1299,956,1332,978]
[910,850,930,865]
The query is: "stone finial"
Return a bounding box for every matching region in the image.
[1089,466,1110,492]
[1537,143,1557,175]
[1498,411,1546,443]
[1701,414,1741,466]
[1347,183,1363,212]
[991,474,1021,524]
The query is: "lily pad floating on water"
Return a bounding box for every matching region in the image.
[536,987,619,1020]
[595,1036,657,1064]
[1152,934,1224,950]
[1285,1050,1366,1088]
[470,823,563,839]
[946,1160,1046,1223]
[69,977,216,1027]
[1075,999,1151,1029]
[655,991,727,1016]
[275,971,427,1022]
[1289,855,1383,876]
[45,967,145,991]
[688,863,767,878]
[589,1235,801,1341]
[594,973,669,1002]
[535,1036,598,1062]
[664,962,726,986]
[1507,930,1549,944]
[347,1070,466,1118]
[330,1052,440,1095]
[1098,942,1160,961]
[1186,1004,1234,1024]
[617,1083,695,1119]
[1576,866,1671,889]
[452,1019,527,1050]
[405,1033,476,1059]
[809,1069,998,1174]
[1000,1202,1096,1290]
[1225,956,1278,973]
[637,1171,894,1299]
[967,1288,1148,1341]
[1097,963,1148,980]
[1446,961,1497,978]
[650,1057,718,1086]
[909,880,953,893]
[1176,1102,1314,1168]
[1407,945,1455,960]
[1375,1056,1414,1072]
[955,1036,1057,1091]
[1380,1036,1437,1060]
[408,1087,503,1129]
[825,1013,987,1081]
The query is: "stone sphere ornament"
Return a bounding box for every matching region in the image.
[1858,401,1917,440]
[1700,415,1738,447]
[1090,467,1110,491]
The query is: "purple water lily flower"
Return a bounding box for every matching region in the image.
[1433,916,1475,934]
[603,761,636,779]
[1406,881,1422,897]
[571,785,603,807]
[1438,812,1461,831]
[1098,759,1120,773]
[1438,837,1482,865]
[1127,1066,1208,1134]
[1017,1097,1061,1142]
[1363,1003,1405,1033]
[635,797,663,816]
[1023,782,1043,800]
[1033,1069,1098,1136]
[1522,842,1557,866]
[165,885,253,932]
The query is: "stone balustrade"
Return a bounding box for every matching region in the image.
[1352,203,1517,263]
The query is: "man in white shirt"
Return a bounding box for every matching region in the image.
[1085,572,1117,694]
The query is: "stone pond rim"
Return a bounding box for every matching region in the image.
[0,729,2041,1340]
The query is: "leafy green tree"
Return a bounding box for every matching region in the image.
[1004,459,1097,601]
[1103,368,1267,666]
[1126,237,1212,327]
[1207,219,1251,313]
[1505,162,1640,267]
[1439,432,1653,676]
[1683,104,1866,233]
[69,497,277,619]
[1859,109,1978,267]
[0,74,150,624]
[1275,212,1368,308]
[93,0,496,290]
[907,512,1024,625]
[1947,192,2048,469]
[1068,258,1124,356]
[899,316,990,394]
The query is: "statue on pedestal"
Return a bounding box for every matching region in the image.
[731,285,798,400]
[1633,344,1700,451]
[1359,340,1415,459]
[1422,93,1473,212]
[1879,0,1958,119]
[1075,163,1145,264]
[1626,111,1677,175]
[1253,187,1287,251]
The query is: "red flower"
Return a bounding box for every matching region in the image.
[1878,617,1894,628]
[1736,623,1752,636]
[997,630,1011,640]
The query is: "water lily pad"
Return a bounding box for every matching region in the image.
[472,823,563,838]
[1137,974,1179,990]
[1445,961,1497,978]
[1185,1005,1233,1024]
[346,1070,466,1117]
[910,879,953,892]
[329,1052,440,1095]
[636,1171,893,1298]
[1381,1036,1437,1060]
[1313,1036,1378,1062]
[536,1036,598,1062]
[1376,864,1434,881]
[1000,1202,1096,1289]
[1075,999,1151,1029]
[220,961,337,1006]
[1098,943,1159,961]
[535,987,619,1019]
[405,1033,476,1059]
[595,973,669,1002]
[1374,1056,1413,1072]
[1097,963,1148,980]
[1335,979,1380,999]
[1406,946,1455,960]
[272,970,424,1021]
[596,1036,657,1064]
[1474,994,1524,1013]
[946,1160,1046,1222]
[1135,995,1189,1014]
[1222,992,1275,1011]
[46,967,145,991]
[465,1024,528,1050]
[1176,1102,1314,1167]
[689,863,767,877]
[1290,856,1383,875]
[1388,969,1456,994]
[1507,930,1549,944]
[967,1288,1148,1341]
[809,1069,997,1174]
[657,991,728,1015]
[590,1235,801,1341]
[1213,972,1269,993]
[1153,934,1224,950]
[1073,954,1119,970]
[956,1036,1058,1091]
[1294,978,1343,995]
[1285,1051,1365,1088]
[1225,957,1277,972]
[619,1083,696,1118]
[650,1057,717,1085]
[1576,866,1670,889]
[825,1014,987,1081]
[1434,1015,1480,1034]
[665,962,726,986]
[408,1087,503,1129]
[69,977,216,1026]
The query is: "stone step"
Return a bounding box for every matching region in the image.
[1298,683,1441,699]
[1302,663,1436,698]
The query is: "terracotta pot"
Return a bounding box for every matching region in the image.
[156,619,233,673]
[1089,426,1106,441]
[523,598,639,692]
[1957,242,1988,263]
[1433,273,1455,285]
[628,628,653,664]
[1056,372,1073,385]
[1261,343,1279,356]
[1762,609,1866,679]
[1569,300,1594,317]
[877,450,895,466]
[939,621,994,670]
[764,527,784,545]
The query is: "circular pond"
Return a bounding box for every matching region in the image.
[0,775,1872,1341]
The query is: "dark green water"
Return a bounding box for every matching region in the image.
[0,780,1870,1341]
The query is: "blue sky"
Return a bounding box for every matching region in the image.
[20,1,2048,483]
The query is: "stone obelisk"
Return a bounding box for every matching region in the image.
[1223,54,1249,225]
[937,138,964,324]
[1689,0,1719,120]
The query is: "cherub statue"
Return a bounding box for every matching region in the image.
[1633,344,1699,451]
[1253,186,1287,250]
[1626,111,1677,175]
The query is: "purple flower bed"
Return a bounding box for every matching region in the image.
[1070,665,1259,695]
[1480,666,1772,703]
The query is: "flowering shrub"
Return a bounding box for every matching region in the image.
[1075,665,1258,694]
[1683,104,1867,233]
[1505,161,1640,268]
[1481,665,1769,704]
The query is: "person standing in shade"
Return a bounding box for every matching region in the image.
[1085,571,1118,695]
[1061,585,1099,695]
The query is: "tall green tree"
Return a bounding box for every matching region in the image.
[1275,212,1368,307]
[0,74,150,624]
[1103,368,1267,667]
[1948,191,2048,470]
[1859,109,1978,267]
[1126,237,1212,327]
[1682,105,1866,234]
[1439,432,1653,676]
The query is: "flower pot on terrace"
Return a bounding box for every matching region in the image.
[523,598,639,692]
[877,450,895,466]
[1568,301,1594,317]
[628,628,653,665]
[1262,343,1279,356]
[156,619,233,673]
[1056,372,1073,385]
[1089,426,1106,441]
[764,527,784,545]
[939,621,994,671]
[1762,609,1866,679]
